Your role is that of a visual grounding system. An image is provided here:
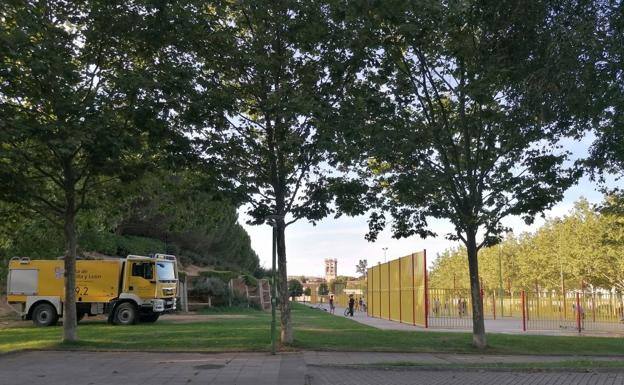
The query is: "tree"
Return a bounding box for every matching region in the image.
[185,1,338,344]
[329,276,349,293]
[318,283,329,296]
[288,279,304,301]
[0,1,186,341]
[333,0,601,348]
[116,171,259,272]
[355,259,368,278]
[303,287,312,297]
[428,198,624,293]
[590,1,624,178]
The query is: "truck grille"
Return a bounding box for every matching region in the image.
[163,288,174,297]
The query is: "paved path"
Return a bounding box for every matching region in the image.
[310,303,624,337]
[2,350,624,385]
[0,351,300,385]
[307,366,624,385]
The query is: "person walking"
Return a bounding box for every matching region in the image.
[329,295,335,314]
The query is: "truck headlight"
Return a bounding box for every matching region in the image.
[152,299,165,312]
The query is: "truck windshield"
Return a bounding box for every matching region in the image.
[156,261,176,281]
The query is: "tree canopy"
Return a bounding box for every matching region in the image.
[330,0,602,348]
[429,198,624,293]
[175,0,342,344]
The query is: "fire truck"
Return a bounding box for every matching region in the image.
[6,254,177,326]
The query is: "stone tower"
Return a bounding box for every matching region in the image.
[324,258,337,282]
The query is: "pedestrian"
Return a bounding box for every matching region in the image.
[329,295,335,314]
[348,294,355,317]
[358,297,364,312]
[433,298,440,316]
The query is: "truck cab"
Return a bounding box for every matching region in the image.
[118,254,178,323]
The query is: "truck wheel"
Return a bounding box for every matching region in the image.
[139,312,160,323]
[113,302,137,325]
[32,303,58,327]
[77,312,86,323]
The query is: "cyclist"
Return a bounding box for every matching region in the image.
[348,294,355,317]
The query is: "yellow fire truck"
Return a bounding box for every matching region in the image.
[6,254,178,326]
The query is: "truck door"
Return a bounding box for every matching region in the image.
[126,262,156,299]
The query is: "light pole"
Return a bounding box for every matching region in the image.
[382,247,388,263]
[265,214,283,355]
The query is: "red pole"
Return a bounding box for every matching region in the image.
[398,257,402,323]
[412,253,416,326]
[521,290,526,332]
[576,292,581,333]
[424,249,429,329]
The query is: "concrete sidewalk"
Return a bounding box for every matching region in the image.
[309,303,624,337]
[0,351,304,385]
[1,350,623,385]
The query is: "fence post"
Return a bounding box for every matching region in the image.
[387,261,391,321]
[592,291,596,323]
[576,291,582,333]
[492,292,496,320]
[182,275,189,312]
[521,290,526,332]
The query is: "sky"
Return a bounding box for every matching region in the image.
[240,135,623,278]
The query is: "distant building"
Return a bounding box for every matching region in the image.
[325,258,337,282]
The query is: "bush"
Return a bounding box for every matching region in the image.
[79,229,117,255]
[242,273,258,287]
[115,235,166,256]
[188,277,227,300]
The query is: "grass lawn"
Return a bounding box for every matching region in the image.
[292,304,624,356]
[1,303,624,358]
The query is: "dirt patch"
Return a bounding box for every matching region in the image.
[160,313,250,323]
[181,264,214,277]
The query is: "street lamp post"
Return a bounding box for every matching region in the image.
[498,244,504,317]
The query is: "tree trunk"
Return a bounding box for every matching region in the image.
[63,190,78,342]
[466,229,486,349]
[276,219,293,344]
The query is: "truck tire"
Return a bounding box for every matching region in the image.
[32,303,59,327]
[112,302,137,325]
[77,312,86,323]
[139,312,160,323]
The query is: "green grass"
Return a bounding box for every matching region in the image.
[1,303,624,358]
[291,304,624,356]
[0,309,272,353]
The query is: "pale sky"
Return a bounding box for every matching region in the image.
[240,135,623,278]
